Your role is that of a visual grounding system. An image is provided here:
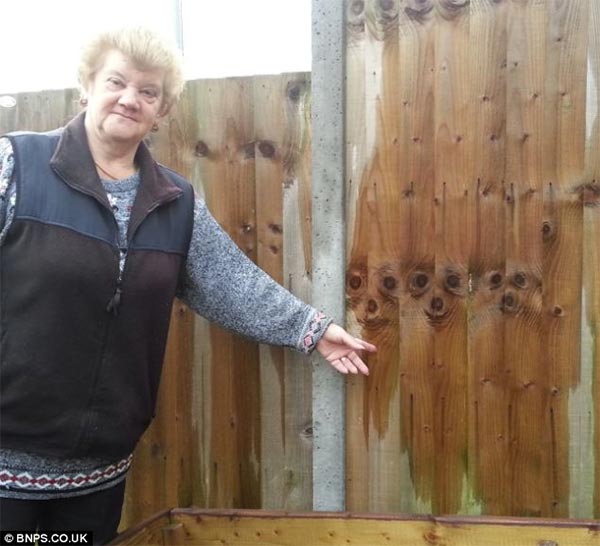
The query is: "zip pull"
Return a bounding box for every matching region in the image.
[106,286,122,316]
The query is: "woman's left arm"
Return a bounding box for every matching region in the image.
[179,197,374,373]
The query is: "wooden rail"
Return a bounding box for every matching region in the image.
[111,508,600,545]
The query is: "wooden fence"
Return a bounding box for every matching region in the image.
[345,0,599,520]
[0,0,598,529]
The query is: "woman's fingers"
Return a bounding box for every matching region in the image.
[347,351,369,375]
[329,354,369,376]
[353,338,377,352]
[331,359,349,374]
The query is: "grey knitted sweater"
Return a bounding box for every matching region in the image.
[0,137,330,499]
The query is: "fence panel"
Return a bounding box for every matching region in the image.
[344,0,598,518]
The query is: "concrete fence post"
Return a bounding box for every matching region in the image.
[311,0,346,511]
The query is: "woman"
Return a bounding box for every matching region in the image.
[0,27,374,542]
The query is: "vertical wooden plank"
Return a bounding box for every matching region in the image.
[182,78,261,508]
[432,0,471,515]
[254,74,288,510]
[367,0,403,513]
[504,0,547,517]
[467,0,509,516]
[255,73,313,510]
[280,73,314,509]
[122,301,194,527]
[395,0,437,515]
[346,0,403,513]
[345,0,370,513]
[178,80,217,511]
[541,0,588,518]
[211,79,260,509]
[582,0,600,519]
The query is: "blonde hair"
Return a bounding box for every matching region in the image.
[78,27,185,111]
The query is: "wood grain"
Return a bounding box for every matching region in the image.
[344,0,598,517]
[583,0,600,518]
[112,508,600,546]
[467,0,509,517]
[254,74,313,510]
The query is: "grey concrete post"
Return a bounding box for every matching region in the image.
[311,0,346,511]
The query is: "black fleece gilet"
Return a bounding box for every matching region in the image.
[0,113,194,459]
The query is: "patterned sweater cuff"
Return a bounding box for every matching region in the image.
[300,311,333,354]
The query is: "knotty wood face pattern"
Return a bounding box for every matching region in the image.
[345,0,598,518]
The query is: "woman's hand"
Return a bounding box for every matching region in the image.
[316,323,376,376]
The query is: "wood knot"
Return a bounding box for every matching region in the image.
[300,425,313,438]
[409,271,430,296]
[268,223,283,234]
[438,0,469,20]
[502,291,518,313]
[367,299,379,313]
[348,275,362,290]
[347,264,367,294]
[242,223,253,233]
[379,0,394,10]
[194,140,209,157]
[287,84,301,102]
[383,276,397,290]
[243,142,256,159]
[424,530,441,545]
[403,184,415,198]
[351,0,365,15]
[550,387,560,397]
[445,273,461,291]
[258,140,276,158]
[552,305,564,317]
[404,1,434,24]
[542,220,555,240]
[430,297,444,312]
[512,272,528,289]
[576,181,600,207]
[490,272,503,288]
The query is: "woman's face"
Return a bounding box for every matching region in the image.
[83,49,167,150]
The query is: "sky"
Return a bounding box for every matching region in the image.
[0,0,311,94]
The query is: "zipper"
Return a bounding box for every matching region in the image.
[106,284,122,315]
[104,193,181,316]
[105,204,125,316]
